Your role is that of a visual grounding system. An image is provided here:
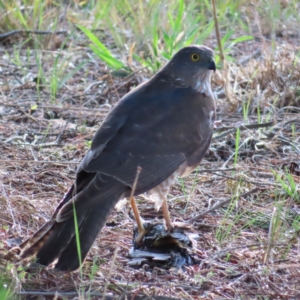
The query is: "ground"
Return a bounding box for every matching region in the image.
[0,1,300,299]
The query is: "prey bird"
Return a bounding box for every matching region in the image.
[20,45,216,271]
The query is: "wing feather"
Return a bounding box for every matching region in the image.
[79,85,214,195]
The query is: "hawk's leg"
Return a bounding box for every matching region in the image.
[162,195,174,232]
[129,166,148,244]
[129,195,147,244]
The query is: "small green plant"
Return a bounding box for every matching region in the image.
[179,178,188,204]
[274,170,300,202]
[216,186,241,244]
[225,253,231,262]
[50,55,59,101]
[0,264,16,300]
[85,140,92,148]
[0,282,13,300]
[234,127,240,167]
[48,34,88,102]
[263,202,284,263]
[88,256,99,280]
[242,97,251,123]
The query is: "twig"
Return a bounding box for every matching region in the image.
[0,30,68,41]
[4,140,64,148]
[0,159,78,164]
[197,167,236,174]
[102,247,119,300]
[213,173,278,187]
[16,291,183,300]
[277,136,300,154]
[187,187,263,223]
[17,291,103,297]
[0,184,17,232]
[55,118,71,145]
[277,106,300,114]
[211,0,236,107]
[1,103,110,114]
[29,144,38,161]
[264,207,281,264]
[215,121,274,132]
[211,0,224,62]
[211,243,278,259]
[213,121,274,140]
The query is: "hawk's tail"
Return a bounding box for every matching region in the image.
[20,175,124,272]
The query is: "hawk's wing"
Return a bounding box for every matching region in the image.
[79,83,214,197]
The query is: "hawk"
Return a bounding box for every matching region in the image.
[20,45,216,271]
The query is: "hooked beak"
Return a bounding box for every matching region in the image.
[208,60,216,72]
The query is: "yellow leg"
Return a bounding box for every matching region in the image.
[129,167,147,244]
[162,195,173,232]
[130,195,147,243]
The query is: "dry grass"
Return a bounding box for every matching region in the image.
[1,1,300,299]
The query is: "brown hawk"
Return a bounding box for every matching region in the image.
[20,45,216,271]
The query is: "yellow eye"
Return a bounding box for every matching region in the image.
[190,53,200,61]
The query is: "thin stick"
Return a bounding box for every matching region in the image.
[0,159,78,164]
[211,0,224,62]
[214,121,274,133]
[0,30,67,41]
[197,167,236,174]
[1,103,110,114]
[102,247,119,300]
[263,207,280,264]
[211,0,236,107]
[213,122,274,140]
[17,291,182,300]
[187,187,263,223]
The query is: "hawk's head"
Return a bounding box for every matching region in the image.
[164,45,216,95]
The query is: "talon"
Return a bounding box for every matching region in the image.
[162,195,174,232]
[165,223,174,233]
[134,225,148,246]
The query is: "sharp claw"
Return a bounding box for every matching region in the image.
[134,225,148,246]
[165,221,174,233]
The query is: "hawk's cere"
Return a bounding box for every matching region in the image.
[20,45,216,271]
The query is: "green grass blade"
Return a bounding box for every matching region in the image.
[72,202,83,276]
[234,128,240,167]
[231,35,254,44]
[77,25,110,54]
[90,45,126,70]
[174,0,184,33]
[78,25,126,70]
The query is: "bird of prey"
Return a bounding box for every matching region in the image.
[20,45,216,272]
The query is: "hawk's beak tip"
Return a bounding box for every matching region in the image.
[209,61,216,72]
